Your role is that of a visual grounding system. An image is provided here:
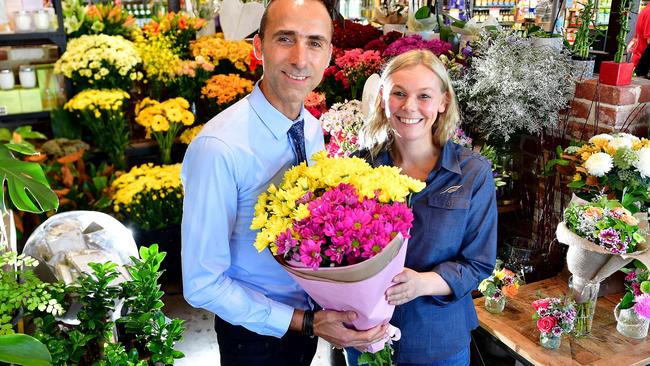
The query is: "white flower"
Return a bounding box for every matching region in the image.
[609,137,634,151]
[589,134,614,143]
[614,132,640,143]
[564,146,580,154]
[585,152,614,177]
[635,147,650,178]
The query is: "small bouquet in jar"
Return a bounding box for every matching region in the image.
[478,261,522,314]
[532,297,576,349]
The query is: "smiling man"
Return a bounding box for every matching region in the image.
[180,0,388,365]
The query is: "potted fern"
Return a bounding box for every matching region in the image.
[570,0,602,79]
[599,0,636,85]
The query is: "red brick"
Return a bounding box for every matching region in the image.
[636,77,650,103]
[597,104,637,128]
[597,84,639,106]
[569,99,592,120]
[574,79,597,100]
[566,119,612,140]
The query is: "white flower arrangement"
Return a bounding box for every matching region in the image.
[320,100,365,157]
[453,32,574,142]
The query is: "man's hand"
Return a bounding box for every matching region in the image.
[385,268,423,306]
[313,310,388,349]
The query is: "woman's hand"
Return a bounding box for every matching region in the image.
[385,268,423,305]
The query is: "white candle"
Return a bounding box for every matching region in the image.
[14,11,32,32]
[0,69,14,90]
[18,65,36,88]
[33,9,50,31]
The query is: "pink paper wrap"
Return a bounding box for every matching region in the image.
[282,235,408,353]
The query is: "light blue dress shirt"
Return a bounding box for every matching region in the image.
[181,84,325,338]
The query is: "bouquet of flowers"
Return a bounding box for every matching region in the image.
[69,3,138,39]
[135,34,181,92]
[135,97,195,164]
[557,195,650,336]
[335,49,383,100]
[179,124,204,145]
[478,261,522,313]
[558,133,650,210]
[111,163,183,231]
[450,127,473,148]
[143,12,206,57]
[615,265,650,338]
[200,74,253,115]
[191,33,254,75]
[251,152,425,363]
[320,100,364,157]
[64,89,130,169]
[168,57,215,105]
[532,297,576,349]
[332,20,383,50]
[318,65,350,105]
[304,92,328,120]
[382,34,452,58]
[54,35,143,91]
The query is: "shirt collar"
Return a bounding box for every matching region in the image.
[248,82,305,140]
[375,140,462,176]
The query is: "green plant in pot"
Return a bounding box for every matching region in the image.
[0,127,59,365]
[528,25,564,51]
[599,0,636,85]
[570,0,603,79]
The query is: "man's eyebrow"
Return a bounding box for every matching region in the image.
[271,30,329,43]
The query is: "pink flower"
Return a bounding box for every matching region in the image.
[275,229,297,255]
[537,316,557,333]
[299,239,323,270]
[634,294,650,318]
[532,298,550,310]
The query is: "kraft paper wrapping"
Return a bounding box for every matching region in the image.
[556,195,650,294]
[278,234,407,353]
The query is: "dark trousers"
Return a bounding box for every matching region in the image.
[214,315,318,366]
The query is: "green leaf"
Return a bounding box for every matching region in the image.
[14,126,46,140]
[414,5,430,19]
[0,129,10,142]
[0,333,52,366]
[5,143,38,156]
[641,281,650,294]
[568,180,586,189]
[619,292,635,309]
[0,145,59,213]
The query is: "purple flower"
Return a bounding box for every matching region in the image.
[598,228,627,254]
[633,294,650,319]
[275,229,297,255]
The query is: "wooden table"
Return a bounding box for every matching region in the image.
[473,275,650,366]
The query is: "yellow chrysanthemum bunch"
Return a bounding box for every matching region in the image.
[111,163,183,230]
[134,34,181,83]
[201,74,253,112]
[135,97,194,133]
[64,89,129,118]
[54,34,142,90]
[180,124,204,144]
[191,33,253,73]
[251,151,426,252]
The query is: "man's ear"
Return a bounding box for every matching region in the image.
[253,34,263,61]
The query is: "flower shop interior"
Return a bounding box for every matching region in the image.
[2,0,650,363]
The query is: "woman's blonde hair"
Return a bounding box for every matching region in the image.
[359,49,460,157]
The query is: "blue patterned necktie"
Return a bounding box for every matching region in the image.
[287,120,307,165]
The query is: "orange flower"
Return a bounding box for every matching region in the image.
[179,17,187,29]
[502,284,518,298]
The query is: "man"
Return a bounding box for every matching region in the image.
[181,0,388,364]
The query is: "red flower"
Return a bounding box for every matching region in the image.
[536,316,557,333]
[532,298,550,310]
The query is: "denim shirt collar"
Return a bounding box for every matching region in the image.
[376,140,462,179]
[248,82,305,141]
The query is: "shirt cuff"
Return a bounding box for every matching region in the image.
[431,263,465,306]
[262,301,295,338]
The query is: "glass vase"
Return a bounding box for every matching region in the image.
[615,303,650,339]
[568,276,599,337]
[539,333,561,349]
[484,296,506,314]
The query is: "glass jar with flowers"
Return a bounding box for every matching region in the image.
[478,261,523,314]
[557,195,649,337]
[135,97,195,164]
[615,264,650,339]
[532,297,576,349]
[64,89,130,169]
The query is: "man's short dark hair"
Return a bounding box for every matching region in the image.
[258,0,334,40]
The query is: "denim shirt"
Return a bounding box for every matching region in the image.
[360,141,497,363]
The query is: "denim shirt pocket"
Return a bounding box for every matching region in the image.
[427,195,470,210]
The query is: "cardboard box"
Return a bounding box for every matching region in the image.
[0,89,22,115]
[19,87,42,113]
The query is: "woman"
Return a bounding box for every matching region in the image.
[346,49,497,365]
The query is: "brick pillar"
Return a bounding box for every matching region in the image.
[565,77,650,140]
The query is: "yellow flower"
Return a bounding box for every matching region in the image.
[180,124,204,144]
[191,33,253,72]
[201,74,253,106]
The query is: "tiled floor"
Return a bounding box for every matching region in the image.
[162,292,335,366]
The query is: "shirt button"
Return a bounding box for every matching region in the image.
[446,201,453,208]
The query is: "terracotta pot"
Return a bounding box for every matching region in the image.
[599,61,635,86]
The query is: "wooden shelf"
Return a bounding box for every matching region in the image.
[0,111,50,128]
